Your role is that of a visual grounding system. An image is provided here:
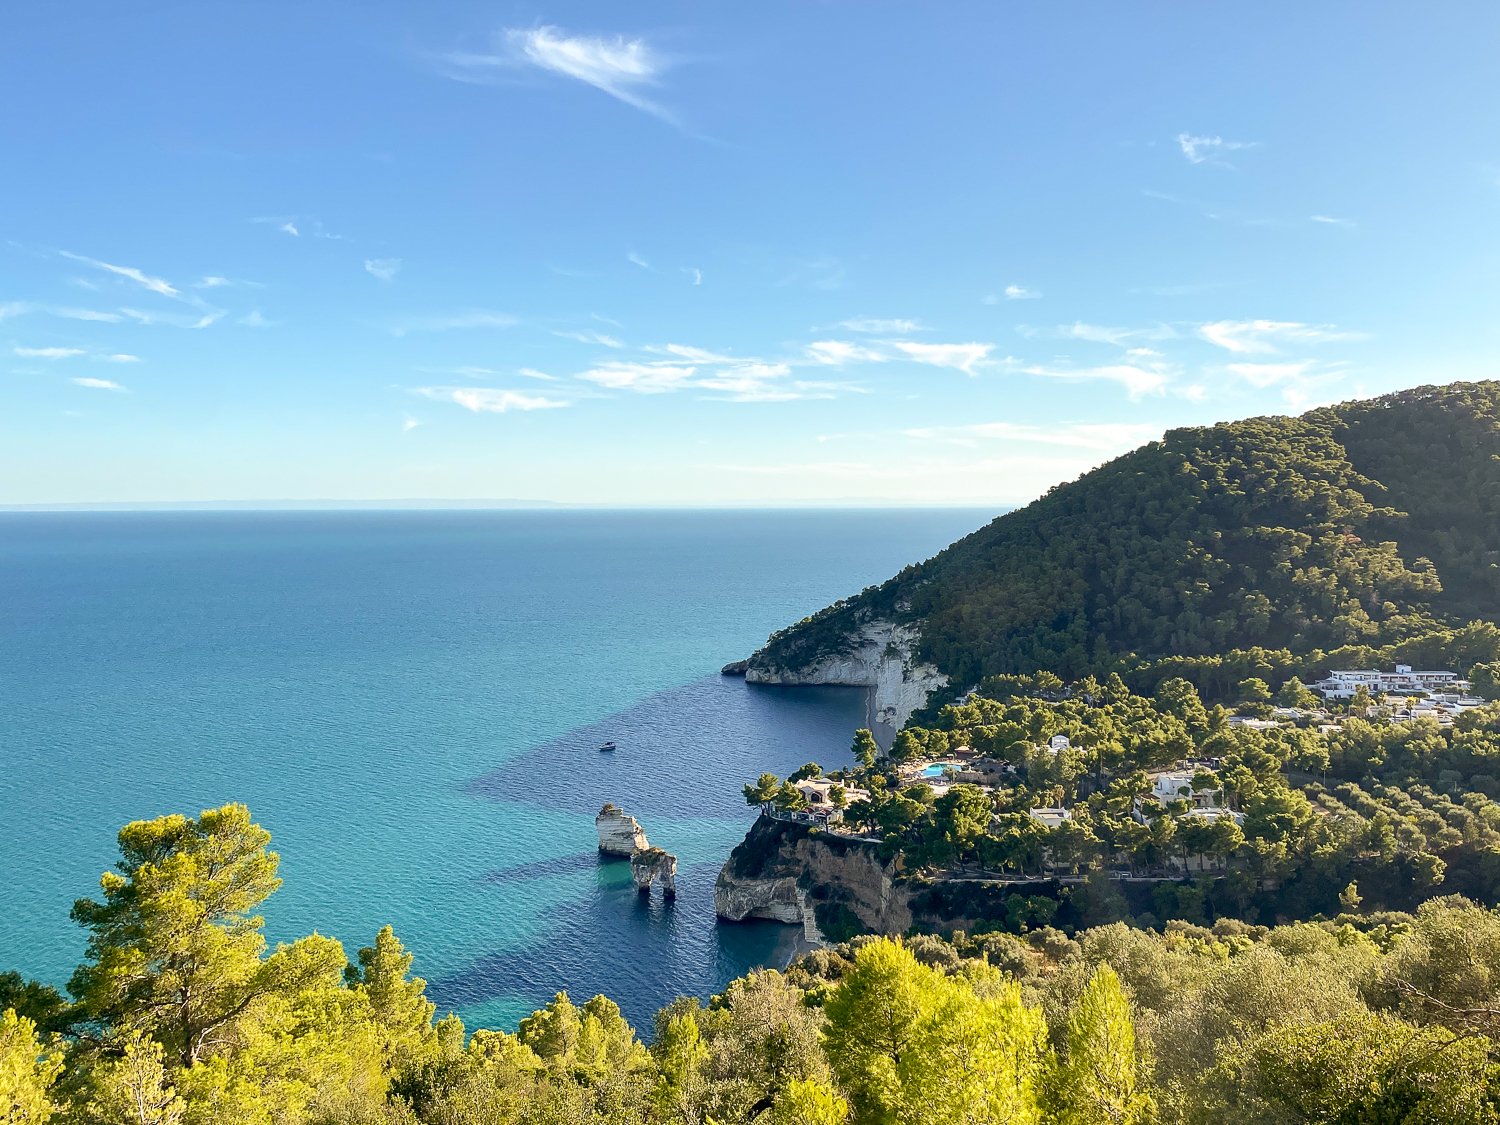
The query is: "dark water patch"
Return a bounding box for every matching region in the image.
[469,674,867,823]
[481,852,606,886]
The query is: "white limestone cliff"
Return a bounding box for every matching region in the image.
[596,804,650,857]
[745,620,947,733]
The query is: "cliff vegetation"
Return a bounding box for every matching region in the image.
[6,803,1500,1123]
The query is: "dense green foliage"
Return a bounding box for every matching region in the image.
[7,805,1500,1122]
[752,670,1500,928]
[755,382,1500,693]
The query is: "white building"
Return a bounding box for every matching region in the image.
[1311,665,1468,699]
[1028,807,1072,830]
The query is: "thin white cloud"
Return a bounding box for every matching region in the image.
[554,329,623,348]
[447,27,677,124]
[651,343,735,363]
[364,258,403,282]
[839,317,922,334]
[403,417,423,433]
[391,311,518,335]
[1060,322,1177,347]
[1177,133,1259,166]
[72,377,125,391]
[52,307,125,322]
[890,341,994,376]
[192,311,225,329]
[60,251,180,298]
[1020,362,1170,399]
[1225,361,1316,388]
[418,386,569,413]
[14,346,86,359]
[805,340,887,366]
[1003,285,1040,300]
[196,275,233,288]
[238,310,273,328]
[512,26,672,121]
[627,251,651,270]
[578,361,697,394]
[281,221,300,236]
[518,368,561,381]
[1310,215,1355,228]
[1199,320,1365,354]
[904,420,1161,452]
[685,267,703,286]
[102,353,140,363]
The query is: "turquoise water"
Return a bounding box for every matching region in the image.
[920,761,962,779]
[0,508,988,1031]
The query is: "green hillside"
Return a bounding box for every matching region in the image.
[753,382,1500,695]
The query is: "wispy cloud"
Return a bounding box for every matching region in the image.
[1199,319,1365,354]
[685,267,703,286]
[14,346,86,359]
[1059,322,1177,346]
[1019,362,1171,399]
[364,258,402,282]
[1310,214,1355,228]
[554,329,624,348]
[196,275,233,288]
[777,257,846,291]
[13,345,140,364]
[250,216,342,239]
[578,361,697,394]
[54,307,126,322]
[904,420,1161,452]
[417,386,570,413]
[72,377,126,391]
[1177,133,1259,166]
[839,317,922,334]
[0,303,128,324]
[986,284,1040,302]
[403,417,423,433]
[238,310,273,328]
[1224,360,1316,387]
[60,251,180,298]
[805,340,887,366]
[391,311,518,335]
[890,341,994,376]
[627,251,651,270]
[448,26,677,125]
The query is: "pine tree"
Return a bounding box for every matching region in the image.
[1052,964,1153,1125]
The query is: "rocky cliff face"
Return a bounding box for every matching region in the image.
[630,847,678,898]
[715,817,912,942]
[596,804,650,857]
[744,620,947,732]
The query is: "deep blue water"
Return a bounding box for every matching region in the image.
[0,509,989,1031]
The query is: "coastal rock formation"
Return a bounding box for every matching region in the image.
[720,659,749,676]
[630,847,677,898]
[714,816,911,942]
[744,620,947,732]
[596,804,650,857]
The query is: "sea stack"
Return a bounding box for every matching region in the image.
[596,803,650,857]
[630,847,678,899]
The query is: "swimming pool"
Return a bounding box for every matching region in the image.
[920,761,963,779]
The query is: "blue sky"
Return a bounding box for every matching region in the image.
[4,3,1499,506]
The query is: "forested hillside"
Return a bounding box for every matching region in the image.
[6,804,1500,1124]
[753,382,1500,693]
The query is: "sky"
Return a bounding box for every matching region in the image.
[3,2,1499,507]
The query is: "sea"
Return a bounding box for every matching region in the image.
[0,508,989,1032]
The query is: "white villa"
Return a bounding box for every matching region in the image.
[791,777,870,813]
[1028,807,1072,830]
[1133,767,1236,824]
[1311,665,1469,699]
